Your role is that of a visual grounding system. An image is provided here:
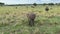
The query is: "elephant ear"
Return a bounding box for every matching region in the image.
[26,12,36,19]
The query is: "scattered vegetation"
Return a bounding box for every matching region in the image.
[0,5,60,34]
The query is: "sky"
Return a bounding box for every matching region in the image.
[0,0,60,4]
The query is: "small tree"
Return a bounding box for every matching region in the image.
[45,6,49,12]
[0,2,5,6]
[43,3,47,5]
[33,3,37,6]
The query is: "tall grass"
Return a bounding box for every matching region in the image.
[0,5,60,34]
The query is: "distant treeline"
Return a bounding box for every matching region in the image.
[0,2,60,6]
[0,2,5,6]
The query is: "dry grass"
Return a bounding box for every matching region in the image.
[0,5,60,34]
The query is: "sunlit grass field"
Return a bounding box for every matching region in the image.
[0,5,60,34]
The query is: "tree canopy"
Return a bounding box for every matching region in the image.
[0,2,5,6]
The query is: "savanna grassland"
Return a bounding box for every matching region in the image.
[0,5,60,34]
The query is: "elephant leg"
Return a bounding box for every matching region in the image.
[29,19,34,26]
